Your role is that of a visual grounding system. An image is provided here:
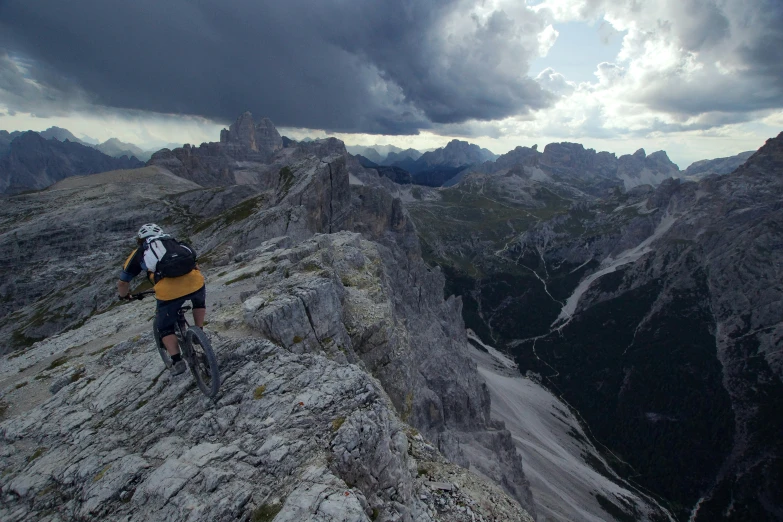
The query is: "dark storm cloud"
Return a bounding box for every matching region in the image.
[0,0,553,134]
[627,0,783,117]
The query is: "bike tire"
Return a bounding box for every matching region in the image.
[153,324,173,370]
[185,327,220,398]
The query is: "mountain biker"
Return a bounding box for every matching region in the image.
[117,223,206,375]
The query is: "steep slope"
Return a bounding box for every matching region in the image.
[0,130,22,157]
[0,132,144,194]
[469,336,672,522]
[0,119,538,521]
[412,132,783,520]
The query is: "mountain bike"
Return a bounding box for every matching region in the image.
[131,290,221,398]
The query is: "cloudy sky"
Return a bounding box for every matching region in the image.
[1,0,781,167]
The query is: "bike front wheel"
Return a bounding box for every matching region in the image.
[185,327,220,398]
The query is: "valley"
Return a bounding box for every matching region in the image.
[408,133,783,521]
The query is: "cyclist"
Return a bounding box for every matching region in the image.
[117,223,206,375]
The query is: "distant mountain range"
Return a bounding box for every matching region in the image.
[1,122,759,196]
[349,141,756,191]
[680,150,755,180]
[0,131,144,194]
[1,127,163,162]
[354,139,497,187]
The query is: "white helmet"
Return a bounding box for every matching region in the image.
[137,223,164,239]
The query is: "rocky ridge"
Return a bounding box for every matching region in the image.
[681,150,755,180]
[0,115,536,521]
[468,141,680,196]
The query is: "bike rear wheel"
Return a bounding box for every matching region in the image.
[185,327,220,398]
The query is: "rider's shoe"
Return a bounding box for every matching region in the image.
[171,359,187,375]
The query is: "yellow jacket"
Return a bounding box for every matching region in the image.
[121,247,205,301]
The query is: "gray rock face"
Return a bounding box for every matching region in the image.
[219,112,283,155]
[0,131,144,194]
[255,117,284,154]
[225,111,258,151]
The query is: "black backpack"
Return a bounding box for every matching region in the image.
[146,237,197,280]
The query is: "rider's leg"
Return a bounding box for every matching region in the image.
[193,308,205,328]
[162,334,180,356]
[156,296,185,357]
[191,285,207,328]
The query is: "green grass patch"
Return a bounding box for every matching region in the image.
[93,464,112,482]
[135,399,148,410]
[278,167,295,195]
[251,503,283,522]
[46,356,70,370]
[253,385,266,400]
[292,335,303,344]
[28,447,47,463]
[194,195,267,233]
[11,329,42,349]
[331,416,345,431]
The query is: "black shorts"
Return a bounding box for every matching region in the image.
[156,285,206,337]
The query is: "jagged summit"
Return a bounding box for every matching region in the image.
[147,112,350,188]
[219,111,283,154]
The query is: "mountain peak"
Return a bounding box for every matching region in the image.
[738,131,783,174]
[220,112,282,153]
